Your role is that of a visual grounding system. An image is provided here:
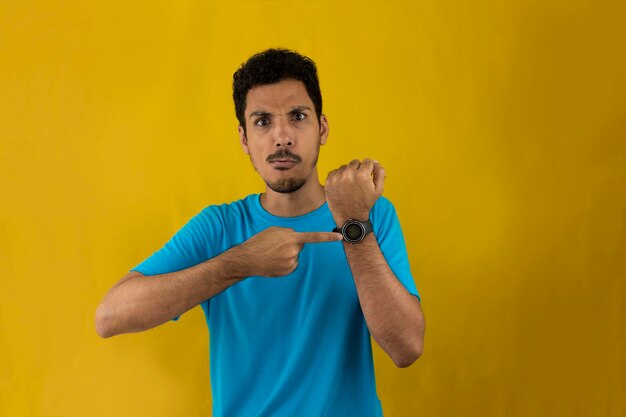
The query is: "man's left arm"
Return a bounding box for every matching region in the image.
[325,158,425,368]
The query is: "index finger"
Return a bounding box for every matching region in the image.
[296,231,343,244]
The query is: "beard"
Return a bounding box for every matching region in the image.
[249,141,321,194]
[265,177,307,193]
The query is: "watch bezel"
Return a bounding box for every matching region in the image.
[342,220,367,243]
[333,219,373,243]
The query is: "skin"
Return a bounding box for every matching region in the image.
[95,78,425,368]
[325,159,425,367]
[237,78,330,217]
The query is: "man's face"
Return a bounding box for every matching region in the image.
[238,78,329,193]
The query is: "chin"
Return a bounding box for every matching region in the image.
[266,177,306,193]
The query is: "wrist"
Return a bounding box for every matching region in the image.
[216,246,251,280]
[332,213,369,227]
[342,231,375,245]
[333,218,374,244]
[333,217,348,228]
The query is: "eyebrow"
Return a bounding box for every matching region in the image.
[248,106,312,120]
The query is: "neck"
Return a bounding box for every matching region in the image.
[260,171,326,217]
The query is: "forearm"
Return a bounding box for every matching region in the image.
[343,233,424,367]
[96,250,246,338]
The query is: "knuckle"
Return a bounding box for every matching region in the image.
[288,260,298,273]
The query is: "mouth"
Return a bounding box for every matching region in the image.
[269,159,299,170]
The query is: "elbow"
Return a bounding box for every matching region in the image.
[393,343,423,368]
[95,304,115,338]
[391,299,425,368]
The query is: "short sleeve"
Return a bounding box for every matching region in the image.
[130,208,219,321]
[371,197,421,302]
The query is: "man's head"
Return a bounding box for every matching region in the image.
[233,48,323,135]
[232,49,329,194]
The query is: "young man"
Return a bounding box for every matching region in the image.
[96,48,425,417]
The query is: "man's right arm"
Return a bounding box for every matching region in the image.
[95,248,247,338]
[95,227,341,338]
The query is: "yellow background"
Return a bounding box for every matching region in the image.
[1,1,625,416]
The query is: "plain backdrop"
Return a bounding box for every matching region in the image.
[1,1,625,416]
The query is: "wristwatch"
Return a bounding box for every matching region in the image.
[333,219,373,243]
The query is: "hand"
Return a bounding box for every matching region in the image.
[325,158,385,225]
[230,226,342,277]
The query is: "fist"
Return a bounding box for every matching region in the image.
[232,226,342,277]
[324,158,385,225]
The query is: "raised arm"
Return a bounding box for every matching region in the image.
[325,158,425,368]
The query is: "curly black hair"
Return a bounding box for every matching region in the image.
[233,48,322,134]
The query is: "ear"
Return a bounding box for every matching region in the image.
[238,125,249,154]
[319,114,329,146]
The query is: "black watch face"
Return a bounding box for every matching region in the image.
[344,222,364,242]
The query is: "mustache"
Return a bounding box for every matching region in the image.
[266,150,302,163]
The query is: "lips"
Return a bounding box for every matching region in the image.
[270,159,298,170]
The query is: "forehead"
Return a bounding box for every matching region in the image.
[245,79,313,115]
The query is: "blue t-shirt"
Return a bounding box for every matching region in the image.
[131,194,420,417]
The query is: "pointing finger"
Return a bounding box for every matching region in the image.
[296,231,344,244]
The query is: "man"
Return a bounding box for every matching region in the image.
[96,48,425,417]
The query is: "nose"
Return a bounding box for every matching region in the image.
[273,116,294,148]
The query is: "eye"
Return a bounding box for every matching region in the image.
[293,112,306,121]
[255,118,269,127]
